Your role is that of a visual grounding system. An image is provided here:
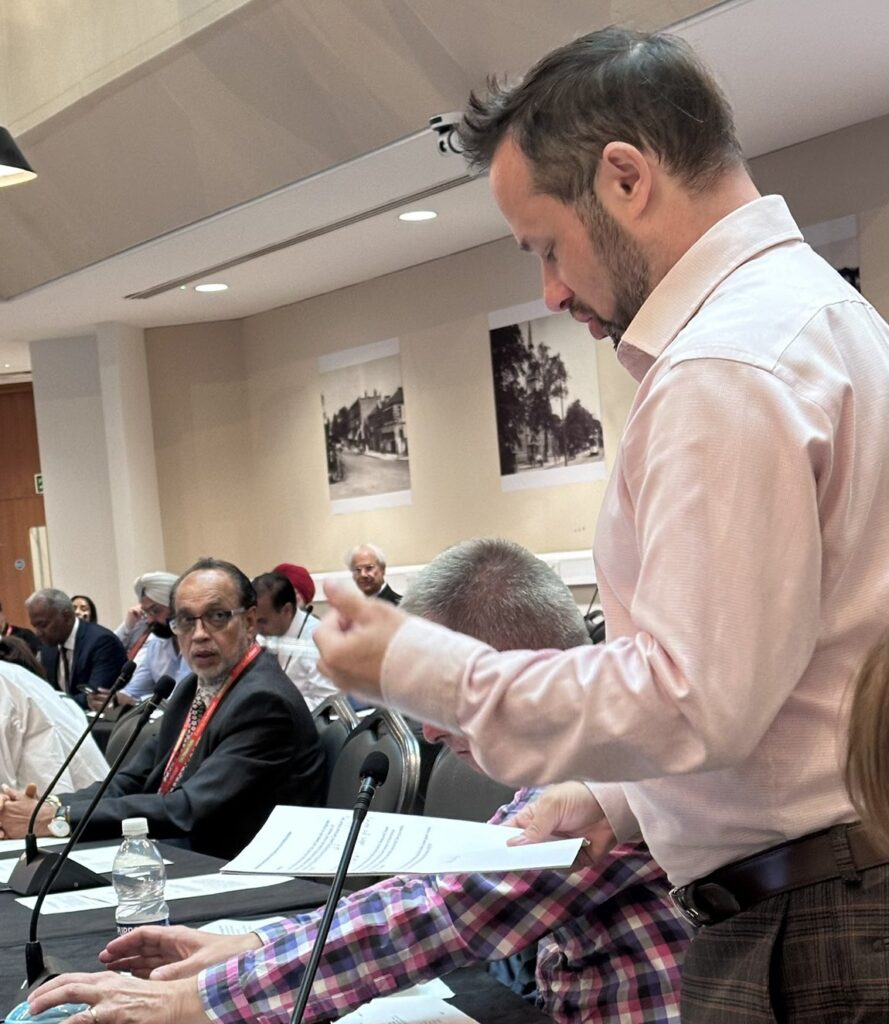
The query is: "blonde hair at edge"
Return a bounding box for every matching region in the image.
[845,629,889,850]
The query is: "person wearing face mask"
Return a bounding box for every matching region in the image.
[106,572,190,708]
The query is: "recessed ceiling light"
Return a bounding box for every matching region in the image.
[3,363,10,368]
[194,282,229,293]
[398,210,437,222]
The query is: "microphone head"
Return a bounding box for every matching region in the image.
[359,750,390,786]
[113,660,137,690]
[304,603,314,616]
[152,675,176,702]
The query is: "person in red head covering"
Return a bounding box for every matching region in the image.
[273,564,315,609]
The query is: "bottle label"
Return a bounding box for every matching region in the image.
[116,915,170,936]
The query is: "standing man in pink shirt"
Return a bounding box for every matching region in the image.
[312,27,889,1023]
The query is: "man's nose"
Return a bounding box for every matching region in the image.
[192,616,211,639]
[542,265,573,313]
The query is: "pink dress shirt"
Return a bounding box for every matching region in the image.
[381,196,889,886]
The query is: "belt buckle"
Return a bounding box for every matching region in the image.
[670,882,714,928]
[670,880,742,928]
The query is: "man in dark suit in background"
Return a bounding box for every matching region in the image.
[2,559,325,859]
[347,543,401,604]
[26,588,127,707]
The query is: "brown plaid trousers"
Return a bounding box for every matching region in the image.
[680,849,889,1021]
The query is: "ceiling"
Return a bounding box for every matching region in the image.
[1,0,889,374]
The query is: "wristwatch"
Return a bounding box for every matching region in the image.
[47,803,71,838]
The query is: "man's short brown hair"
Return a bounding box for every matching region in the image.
[460,26,744,201]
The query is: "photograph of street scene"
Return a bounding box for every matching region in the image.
[489,302,607,492]
[319,337,412,514]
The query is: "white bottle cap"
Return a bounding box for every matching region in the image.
[121,817,149,837]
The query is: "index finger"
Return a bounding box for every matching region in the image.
[101,925,169,960]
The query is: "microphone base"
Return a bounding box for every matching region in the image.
[25,942,74,991]
[8,849,110,896]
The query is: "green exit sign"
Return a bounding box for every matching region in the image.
[34,473,43,495]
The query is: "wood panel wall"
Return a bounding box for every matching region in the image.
[0,382,46,626]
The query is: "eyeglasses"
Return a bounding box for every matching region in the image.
[169,608,245,636]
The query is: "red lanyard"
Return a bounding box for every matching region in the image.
[159,642,261,794]
[127,629,150,660]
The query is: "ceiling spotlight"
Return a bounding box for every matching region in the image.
[399,210,437,222]
[194,283,229,293]
[0,127,36,187]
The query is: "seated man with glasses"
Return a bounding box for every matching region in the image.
[0,558,326,860]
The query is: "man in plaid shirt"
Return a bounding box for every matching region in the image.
[28,539,690,1024]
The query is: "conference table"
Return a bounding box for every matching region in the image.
[0,841,551,1024]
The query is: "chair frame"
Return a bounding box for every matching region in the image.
[327,707,422,814]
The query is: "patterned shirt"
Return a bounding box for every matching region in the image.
[200,788,690,1024]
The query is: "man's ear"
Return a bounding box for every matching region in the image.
[596,141,653,218]
[244,605,258,638]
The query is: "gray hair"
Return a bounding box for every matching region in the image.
[401,538,590,652]
[25,588,74,614]
[346,543,387,571]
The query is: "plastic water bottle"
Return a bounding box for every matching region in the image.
[112,817,170,935]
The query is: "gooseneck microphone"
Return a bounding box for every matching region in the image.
[8,659,137,896]
[24,675,176,990]
[290,751,390,1024]
[294,604,315,641]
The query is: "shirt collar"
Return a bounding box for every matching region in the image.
[64,616,80,651]
[616,195,803,382]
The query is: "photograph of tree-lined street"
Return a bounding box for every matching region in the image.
[489,311,604,487]
[319,341,411,510]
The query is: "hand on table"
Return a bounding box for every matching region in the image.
[99,923,262,979]
[27,972,203,1024]
[314,580,406,701]
[0,782,47,839]
[506,781,616,867]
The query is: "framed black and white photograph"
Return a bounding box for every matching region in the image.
[319,337,412,515]
[489,299,607,492]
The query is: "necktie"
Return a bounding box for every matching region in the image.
[182,691,208,747]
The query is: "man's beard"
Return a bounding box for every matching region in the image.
[151,620,174,639]
[576,193,650,349]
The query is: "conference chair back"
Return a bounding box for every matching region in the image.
[311,694,360,789]
[325,707,421,814]
[423,744,515,822]
[104,706,164,768]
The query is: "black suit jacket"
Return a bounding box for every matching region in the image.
[61,651,326,859]
[376,583,402,605]
[40,619,128,708]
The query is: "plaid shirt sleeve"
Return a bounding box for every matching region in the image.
[199,789,689,1024]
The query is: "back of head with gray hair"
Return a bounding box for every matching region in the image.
[345,543,387,570]
[401,538,589,652]
[25,588,74,614]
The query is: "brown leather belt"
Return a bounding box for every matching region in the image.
[670,823,889,927]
